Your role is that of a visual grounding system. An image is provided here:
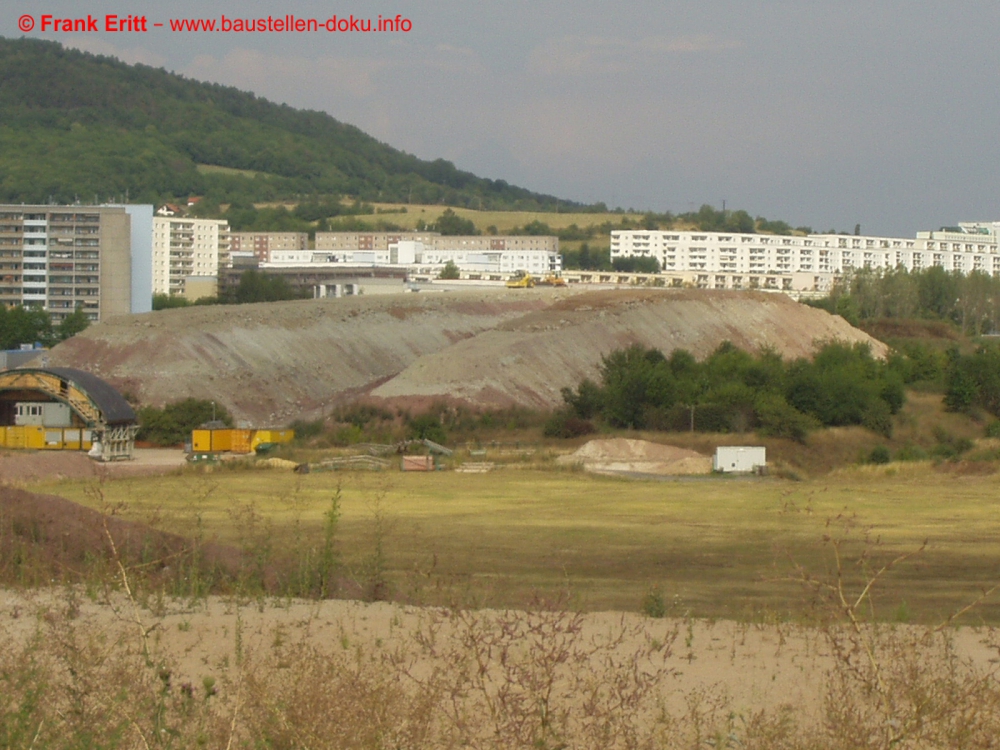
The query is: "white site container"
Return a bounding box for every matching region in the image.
[713,446,766,473]
[15,401,72,427]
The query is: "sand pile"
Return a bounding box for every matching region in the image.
[557,438,711,475]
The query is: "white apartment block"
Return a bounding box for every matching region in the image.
[288,232,561,275]
[152,217,230,297]
[611,223,1000,281]
[0,204,153,323]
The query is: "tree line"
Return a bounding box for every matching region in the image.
[807,266,1000,335]
[550,341,909,441]
[152,269,309,310]
[0,305,89,350]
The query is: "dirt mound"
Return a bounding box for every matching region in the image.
[0,486,248,588]
[373,289,887,408]
[0,451,100,483]
[46,291,552,424]
[557,438,712,475]
[46,288,885,421]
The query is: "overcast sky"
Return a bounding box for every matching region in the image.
[5,0,1000,235]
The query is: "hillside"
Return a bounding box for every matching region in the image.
[44,289,886,424]
[0,37,578,210]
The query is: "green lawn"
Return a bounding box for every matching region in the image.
[32,463,1000,621]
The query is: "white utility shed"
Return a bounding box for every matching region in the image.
[713,446,766,473]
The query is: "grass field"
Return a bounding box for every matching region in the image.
[31,461,1000,623]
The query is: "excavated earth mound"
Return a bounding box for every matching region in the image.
[556,438,712,475]
[372,289,888,408]
[45,288,886,422]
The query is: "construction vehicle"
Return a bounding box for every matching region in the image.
[536,273,568,287]
[505,271,535,288]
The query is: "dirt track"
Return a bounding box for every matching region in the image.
[46,288,885,423]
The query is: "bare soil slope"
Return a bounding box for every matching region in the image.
[47,289,884,422]
[373,289,887,408]
[47,291,551,423]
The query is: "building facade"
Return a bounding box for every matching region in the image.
[229,232,308,262]
[0,205,143,323]
[306,232,561,275]
[152,217,230,297]
[611,223,1000,280]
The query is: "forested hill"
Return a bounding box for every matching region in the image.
[0,37,581,210]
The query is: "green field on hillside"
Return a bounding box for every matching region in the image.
[32,463,1000,622]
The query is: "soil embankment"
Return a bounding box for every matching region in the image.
[46,288,885,422]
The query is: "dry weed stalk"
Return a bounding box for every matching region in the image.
[787,519,1000,750]
[400,596,679,750]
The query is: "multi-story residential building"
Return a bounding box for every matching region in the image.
[152,217,230,298]
[314,231,438,253]
[0,204,153,322]
[229,232,308,262]
[306,232,560,275]
[611,223,1000,281]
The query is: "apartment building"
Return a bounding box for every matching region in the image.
[0,204,153,323]
[307,232,561,274]
[152,217,230,297]
[229,232,308,262]
[611,223,1000,280]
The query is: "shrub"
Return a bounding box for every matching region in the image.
[868,445,891,464]
[641,588,667,618]
[288,418,325,440]
[543,409,595,439]
[137,398,232,446]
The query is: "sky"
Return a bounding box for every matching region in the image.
[4,0,1000,236]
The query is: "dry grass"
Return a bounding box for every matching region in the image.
[340,204,643,233]
[28,461,1000,622]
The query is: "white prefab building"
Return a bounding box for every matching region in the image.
[611,223,1000,279]
[713,446,766,473]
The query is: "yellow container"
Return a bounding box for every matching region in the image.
[41,429,65,450]
[63,428,82,451]
[24,426,45,450]
[192,429,213,452]
[251,429,295,450]
[0,426,6,448]
[231,429,252,454]
[6,426,24,448]
[211,429,233,452]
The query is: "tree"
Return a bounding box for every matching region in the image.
[57,308,90,340]
[432,208,477,236]
[438,260,460,280]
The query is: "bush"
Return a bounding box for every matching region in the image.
[895,444,928,461]
[408,413,447,444]
[986,421,1000,438]
[543,409,595,439]
[755,394,818,443]
[868,445,891,464]
[289,418,325,441]
[137,398,232,446]
[641,588,667,618]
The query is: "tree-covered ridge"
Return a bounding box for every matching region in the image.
[0,37,584,210]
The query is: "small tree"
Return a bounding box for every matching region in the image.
[56,308,90,340]
[438,260,460,280]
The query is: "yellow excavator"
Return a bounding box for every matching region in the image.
[505,270,535,288]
